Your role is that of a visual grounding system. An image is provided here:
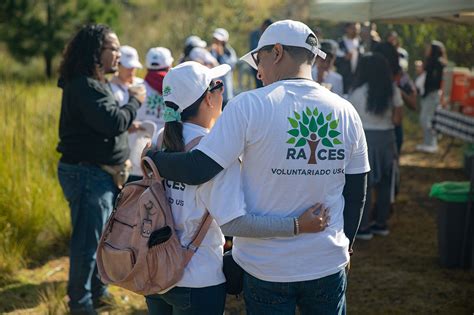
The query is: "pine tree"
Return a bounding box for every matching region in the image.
[0,0,119,77]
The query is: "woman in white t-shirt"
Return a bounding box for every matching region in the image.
[145,61,330,315]
[349,53,402,240]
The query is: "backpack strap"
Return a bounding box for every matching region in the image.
[182,135,212,263]
[183,213,213,264]
[141,156,161,180]
[184,136,204,152]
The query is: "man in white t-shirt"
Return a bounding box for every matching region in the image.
[312,39,344,97]
[146,20,370,314]
[335,22,364,94]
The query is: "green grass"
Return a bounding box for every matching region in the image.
[0,81,70,282]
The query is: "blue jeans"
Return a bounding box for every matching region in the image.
[145,283,226,315]
[58,162,118,314]
[243,270,347,315]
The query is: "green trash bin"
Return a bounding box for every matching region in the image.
[430,182,473,269]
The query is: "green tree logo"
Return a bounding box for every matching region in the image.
[287,107,342,164]
[163,86,172,96]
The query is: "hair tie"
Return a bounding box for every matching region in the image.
[163,107,181,123]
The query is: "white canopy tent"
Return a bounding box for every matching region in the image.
[310,0,474,24]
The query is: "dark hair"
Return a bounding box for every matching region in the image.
[372,42,401,77]
[162,90,208,152]
[183,44,195,59]
[353,53,393,116]
[59,24,113,82]
[425,40,446,70]
[281,34,318,65]
[385,30,398,40]
[344,22,356,29]
[262,19,273,28]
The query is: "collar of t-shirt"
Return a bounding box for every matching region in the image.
[343,36,359,51]
[183,122,210,139]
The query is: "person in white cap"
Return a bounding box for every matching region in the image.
[114,46,173,181]
[188,47,219,68]
[178,35,207,64]
[142,47,174,126]
[110,45,144,106]
[109,45,149,182]
[210,28,237,106]
[145,20,370,314]
[145,61,329,315]
[311,39,344,96]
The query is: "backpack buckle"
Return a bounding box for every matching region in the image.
[141,219,152,237]
[186,243,198,252]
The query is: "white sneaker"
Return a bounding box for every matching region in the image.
[416,144,438,153]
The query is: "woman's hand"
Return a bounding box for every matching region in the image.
[141,142,152,159]
[297,203,330,234]
[129,84,147,104]
[128,121,145,133]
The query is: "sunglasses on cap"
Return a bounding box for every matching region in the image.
[251,45,274,67]
[209,80,224,93]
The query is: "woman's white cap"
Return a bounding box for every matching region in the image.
[241,19,326,70]
[184,35,207,48]
[119,45,142,69]
[146,47,174,70]
[162,61,230,112]
[189,47,218,67]
[213,28,229,42]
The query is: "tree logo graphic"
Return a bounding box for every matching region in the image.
[163,85,172,96]
[287,107,342,164]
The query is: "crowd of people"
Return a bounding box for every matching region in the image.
[305,22,446,240]
[56,18,446,315]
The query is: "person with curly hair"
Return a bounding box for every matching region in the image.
[57,24,145,314]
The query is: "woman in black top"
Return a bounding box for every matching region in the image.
[416,40,447,153]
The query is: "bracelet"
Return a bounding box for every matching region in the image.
[294,217,300,235]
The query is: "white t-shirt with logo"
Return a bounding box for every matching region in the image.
[197,79,370,282]
[110,77,155,176]
[162,123,246,288]
[348,83,403,131]
[140,81,166,128]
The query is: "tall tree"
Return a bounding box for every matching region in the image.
[0,0,119,78]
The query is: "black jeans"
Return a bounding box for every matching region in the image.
[145,283,226,315]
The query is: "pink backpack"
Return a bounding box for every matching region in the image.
[96,137,211,295]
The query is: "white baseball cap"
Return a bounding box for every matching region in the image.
[184,35,207,48]
[189,47,218,67]
[213,28,229,42]
[146,47,174,70]
[162,61,230,112]
[119,45,142,69]
[241,19,326,70]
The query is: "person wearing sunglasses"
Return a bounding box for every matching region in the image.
[145,20,370,314]
[57,24,145,314]
[145,61,329,315]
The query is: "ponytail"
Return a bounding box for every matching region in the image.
[162,90,208,152]
[162,102,185,152]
